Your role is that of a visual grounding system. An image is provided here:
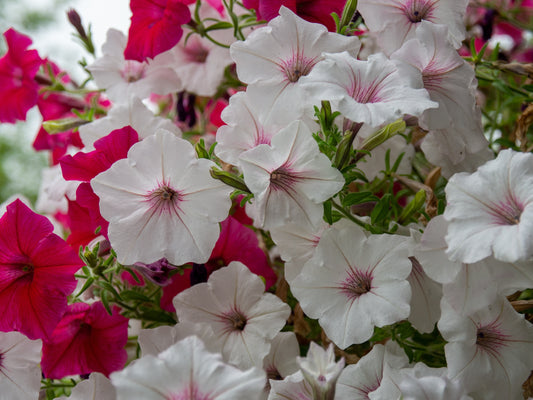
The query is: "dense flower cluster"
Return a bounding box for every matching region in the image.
[1,0,533,398]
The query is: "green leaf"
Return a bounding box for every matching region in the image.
[370,194,392,225]
[342,192,379,207]
[323,200,333,224]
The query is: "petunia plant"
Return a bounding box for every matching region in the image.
[1,0,533,398]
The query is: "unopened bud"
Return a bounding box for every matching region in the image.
[42,117,89,134]
[210,168,251,193]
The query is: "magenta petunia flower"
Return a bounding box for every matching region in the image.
[41,302,129,379]
[0,28,43,123]
[124,0,192,62]
[0,199,82,340]
[243,0,346,31]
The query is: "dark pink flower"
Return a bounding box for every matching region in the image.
[124,0,192,62]
[66,183,110,248]
[60,126,139,181]
[0,199,82,340]
[243,0,345,31]
[0,28,43,123]
[41,302,128,378]
[60,126,138,247]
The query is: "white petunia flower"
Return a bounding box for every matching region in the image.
[270,219,330,282]
[268,371,313,400]
[111,336,266,400]
[173,262,291,369]
[438,298,533,400]
[391,22,488,172]
[336,342,408,400]
[263,332,300,381]
[395,363,473,400]
[240,120,344,230]
[88,29,181,104]
[291,223,412,348]
[215,89,315,167]
[444,149,533,263]
[357,0,468,54]
[91,129,232,265]
[58,373,115,400]
[300,52,437,128]
[79,97,181,148]
[0,331,42,400]
[230,7,360,118]
[298,343,344,400]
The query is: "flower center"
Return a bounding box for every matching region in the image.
[403,0,436,23]
[488,195,523,226]
[221,309,247,333]
[146,185,182,215]
[341,267,373,299]
[475,322,510,357]
[281,54,318,83]
[184,43,209,63]
[270,166,300,192]
[120,60,146,82]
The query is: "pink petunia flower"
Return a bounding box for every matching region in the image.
[41,302,128,379]
[0,199,82,340]
[124,0,192,62]
[0,28,43,123]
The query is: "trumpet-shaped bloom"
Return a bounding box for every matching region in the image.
[0,331,42,400]
[391,22,488,170]
[173,262,291,369]
[0,199,82,340]
[41,302,128,378]
[291,223,412,348]
[444,149,533,263]
[301,52,437,127]
[240,120,344,230]
[336,342,408,400]
[357,0,468,54]
[89,29,181,103]
[230,7,360,117]
[0,28,43,123]
[91,129,233,265]
[111,336,266,400]
[438,298,533,400]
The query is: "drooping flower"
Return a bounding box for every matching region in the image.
[92,129,233,265]
[290,223,412,348]
[0,199,82,340]
[111,336,266,400]
[230,7,360,118]
[0,331,42,400]
[0,28,43,123]
[173,262,291,369]
[443,149,533,263]
[300,52,438,127]
[239,120,345,230]
[41,302,128,378]
[357,0,469,54]
[89,29,181,103]
[438,298,533,400]
[124,0,192,62]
